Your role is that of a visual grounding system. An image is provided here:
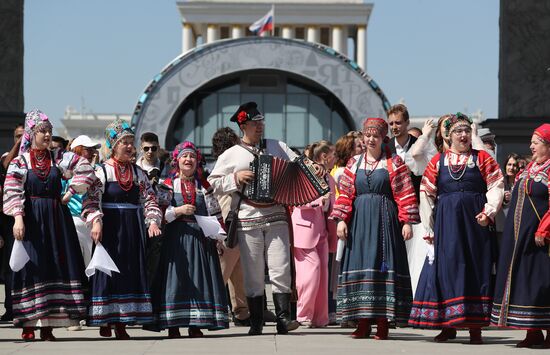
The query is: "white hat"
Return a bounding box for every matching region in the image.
[70,135,101,150]
[477,128,496,141]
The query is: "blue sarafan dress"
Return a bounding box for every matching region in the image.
[491,160,550,329]
[3,150,95,327]
[148,177,229,331]
[82,162,162,326]
[409,149,504,329]
[330,152,419,325]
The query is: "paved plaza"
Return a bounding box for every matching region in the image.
[0,286,544,355]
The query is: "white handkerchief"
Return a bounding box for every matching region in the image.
[10,240,30,272]
[426,243,435,265]
[194,215,227,240]
[335,239,346,262]
[85,243,120,277]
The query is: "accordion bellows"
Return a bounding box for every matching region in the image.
[245,155,330,206]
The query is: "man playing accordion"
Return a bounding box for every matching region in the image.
[208,102,301,336]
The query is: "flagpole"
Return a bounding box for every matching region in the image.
[271,4,275,37]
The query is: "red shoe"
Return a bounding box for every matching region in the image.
[469,327,483,345]
[21,327,35,341]
[516,330,544,348]
[99,326,112,338]
[168,327,182,339]
[114,323,130,340]
[434,328,457,342]
[374,318,389,340]
[350,319,371,339]
[39,327,56,341]
[188,327,203,338]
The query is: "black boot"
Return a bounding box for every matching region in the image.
[273,293,300,335]
[246,296,264,336]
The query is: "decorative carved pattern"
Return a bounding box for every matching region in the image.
[132,37,390,147]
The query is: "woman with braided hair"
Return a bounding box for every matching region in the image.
[330,117,419,340]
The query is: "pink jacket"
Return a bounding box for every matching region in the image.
[291,174,337,251]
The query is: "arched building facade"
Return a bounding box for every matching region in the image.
[132,37,390,155]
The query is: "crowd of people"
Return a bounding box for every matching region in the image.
[0,103,548,348]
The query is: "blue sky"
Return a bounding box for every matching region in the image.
[24,0,499,129]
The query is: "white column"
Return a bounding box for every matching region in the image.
[206,24,219,43]
[331,26,345,53]
[231,25,244,39]
[281,26,294,39]
[182,23,194,52]
[306,26,320,43]
[356,25,367,70]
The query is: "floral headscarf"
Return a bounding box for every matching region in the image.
[105,118,134,151]
[442,112,473,139]
[171,141,202,170]
[20,109,53,154]
[170,141,211,189]
[362,117,389,143]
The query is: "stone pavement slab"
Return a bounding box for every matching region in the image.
[0,322,544,355]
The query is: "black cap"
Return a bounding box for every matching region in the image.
[230,102,264,124]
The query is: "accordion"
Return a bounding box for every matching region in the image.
[245,154,330,206]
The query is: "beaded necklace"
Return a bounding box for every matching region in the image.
[180,175,196,206]
[363,152,382,176]
[30,149,51,181]
[112,158,134,191]
[524,159,550,195]
[447,150,470,181]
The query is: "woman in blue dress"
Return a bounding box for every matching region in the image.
[148,141,228,338]
[331,117,419,340]
[491,123,550,348]
[409,113,504,344]
[3,110,95,341]
[82,119,162,339]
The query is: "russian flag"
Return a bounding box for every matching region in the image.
[249,7,274,36]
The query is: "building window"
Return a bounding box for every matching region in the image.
[320,27,330,46]
[220,26,230,39]
[295,27,305,40]
[170,71,352,156]
[274,27,280,37]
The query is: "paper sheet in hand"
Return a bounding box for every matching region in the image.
[85,243,120,277]
[10,240,30,272]
[194,215,227,240]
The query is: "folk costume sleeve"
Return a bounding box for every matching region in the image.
[81,165,105,226]
[162,177,178,224]
[407,134,438,175]
[329,156,357,224]
[2,155,28,216]
[57,151,96,196]
[419,153,441,239]
[388,154,420,224]
[207,149,239,197]
[535,167,550,239]
[136,166,162,227]
[476,149,505,221]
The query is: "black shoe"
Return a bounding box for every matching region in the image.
[0,313,13,322]
[246,296,264,336]
[272,293,300,335]
[233,316,251,327]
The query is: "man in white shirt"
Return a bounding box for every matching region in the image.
[208,102,300,336]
